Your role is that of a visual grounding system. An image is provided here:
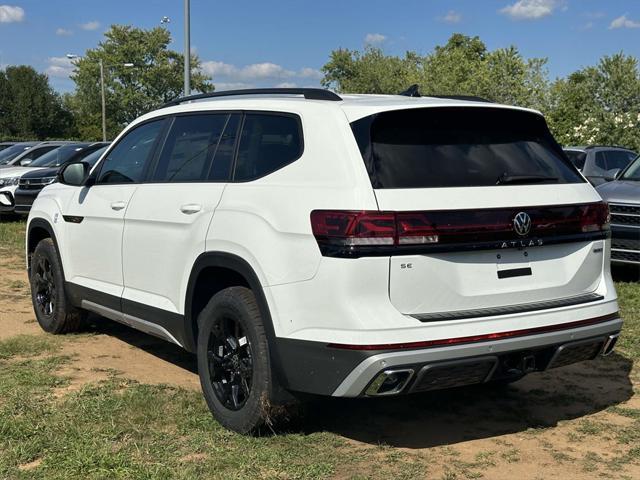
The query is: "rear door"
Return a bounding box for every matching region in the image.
[121,112,240,316]
[350,106,608,317]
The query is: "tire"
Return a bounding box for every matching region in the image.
[29,238,84,334]
[196,286,276,434]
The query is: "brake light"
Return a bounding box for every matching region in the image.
[580,202,610,233]
[310,210,440,249]
[310,211,396,246]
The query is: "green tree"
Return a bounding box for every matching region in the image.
[70,25,213,140]
[322,47,422,94]
[321,34,549,110]
[0,65,73,140]
[547,53,640,150]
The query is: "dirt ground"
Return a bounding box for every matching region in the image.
[1,251,639,480]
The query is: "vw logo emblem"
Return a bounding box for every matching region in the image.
[513,212,532,237]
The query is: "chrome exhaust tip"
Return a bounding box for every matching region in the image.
[365,369,414,396]
[601,334,619,357]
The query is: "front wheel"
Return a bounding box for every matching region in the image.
[196,286,276,434]
[29,238,84,334]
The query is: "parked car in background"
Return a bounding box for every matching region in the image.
[0,142,40,167]
[0,141,72,169]
[0,142,16,152]
[0,142,70,213]
[597,153,640,265]
[563,146,637,186]
[14,143,109,215]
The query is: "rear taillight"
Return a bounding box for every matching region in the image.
[310,211,396,246]
[310,202,610,258]
[310,211,441,251]
[580,202,610,233]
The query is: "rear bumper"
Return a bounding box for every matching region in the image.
[275,316,622,397]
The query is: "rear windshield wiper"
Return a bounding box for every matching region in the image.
[496,174,559,185]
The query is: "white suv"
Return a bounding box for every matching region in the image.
[26,88,621,433]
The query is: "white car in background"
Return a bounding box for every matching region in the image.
[0,142,69,213]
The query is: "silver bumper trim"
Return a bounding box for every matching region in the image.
[331,318,622,397]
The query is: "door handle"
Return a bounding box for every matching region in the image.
[110,201,126,211]
[180,203,202,214]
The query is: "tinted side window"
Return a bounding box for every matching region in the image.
[564,150,586,170]
[21,146,58,161]
[234,114,302,181]
[606,151,635,171]
[153,114,229,182]
[98,120,164,184]
[594,152,607,171]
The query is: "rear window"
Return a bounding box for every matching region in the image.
[351,107,584,188]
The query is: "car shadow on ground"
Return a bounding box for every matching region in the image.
[83,314,199,375]
[83,314,633,449]
[299,353,633,448]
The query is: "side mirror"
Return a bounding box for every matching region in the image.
[20,159,32,166]
[604,168,621,182]
[58,162,90,186]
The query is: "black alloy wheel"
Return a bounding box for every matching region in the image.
[207,316,254,410]
[32,256,56,318]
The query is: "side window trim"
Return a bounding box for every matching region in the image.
[93,117,169,185]
[144,116,176,183]
[203,113,238,182]
[229,112,247,182]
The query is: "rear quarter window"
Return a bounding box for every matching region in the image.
[233,113,303,181]
[351,107,584,189]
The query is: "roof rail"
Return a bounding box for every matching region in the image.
[584,145,635,151]
[429,95,493,103]
[397,85,493,103]
[162,88,342,108]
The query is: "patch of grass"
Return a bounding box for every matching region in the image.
[608,406,640,420]
[0,219,26,259]
[575,419,607,436]
[616,281,640,361]
[500,448,520,463]
[0,334,60,360]
[582,451,603,473]
[0,352,440,480]
[6,279,27,293]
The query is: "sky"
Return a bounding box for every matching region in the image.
[0,0,639,93]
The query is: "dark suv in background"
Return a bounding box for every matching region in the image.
[563,146,637,186]
[597,154,640,266]
[14,143,109,215]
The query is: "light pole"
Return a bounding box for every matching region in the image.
[67,54,134,141]
[184,0,191,96]
[161,6,190,97]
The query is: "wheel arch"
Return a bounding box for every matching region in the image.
[27,218,63,277]
[184,252,291,397]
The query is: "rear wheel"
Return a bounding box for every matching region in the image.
[197,286,276,434]
[30,238,84,334]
